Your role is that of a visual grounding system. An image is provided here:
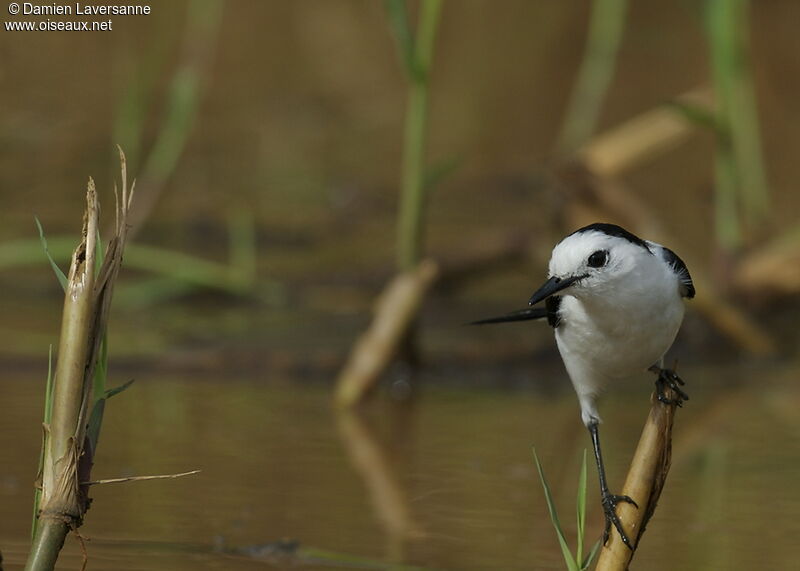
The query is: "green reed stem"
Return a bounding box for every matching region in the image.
[391,0,443,271]
[706,0,769,250]
[556,0,628,156]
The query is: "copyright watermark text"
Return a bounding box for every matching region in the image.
[5,2,151,32]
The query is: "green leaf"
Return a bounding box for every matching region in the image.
[414,0,443,80]
[86,398,106,455]
[555,0,628,155]
[34,217,68,291]
[87,380,134,455]
[582,539,602,570]
[667,100,724,135]
[44,344,55,424]
[423,155,461,193]
[533,448,579,571]
[384,0,417,78]
[576,449,588,564]
[105,378,135,399]
[94,226,104,276]
[93,334,108,408]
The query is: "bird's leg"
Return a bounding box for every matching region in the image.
[648,364,689,406]
[588,421,638,550]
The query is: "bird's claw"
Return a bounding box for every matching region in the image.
[601,493,638,550]
[650,366,689,406]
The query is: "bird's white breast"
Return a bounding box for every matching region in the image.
[554,250,685,386]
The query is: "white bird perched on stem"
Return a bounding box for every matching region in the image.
[474,222,694,549]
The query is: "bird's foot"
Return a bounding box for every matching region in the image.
[649,365,689,406]
[601,492,638,550]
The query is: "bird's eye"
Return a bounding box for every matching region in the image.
[587,249,608,268]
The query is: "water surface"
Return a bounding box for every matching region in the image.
[1,365,798,570]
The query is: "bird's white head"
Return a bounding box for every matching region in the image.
[529,223,657,306]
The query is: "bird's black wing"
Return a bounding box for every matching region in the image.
[661,246,695,299]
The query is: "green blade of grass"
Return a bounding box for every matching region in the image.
[104,379,135,400]
[384,0,417,78]
[92,231,108,408]
[113,7,176,168]
[707,0,769,227]
[140,0,223,183]
[414,0,444,83]
[34,218,67,291]
[228,208,257,288]
[87,380,134,454]
[707,0,740,251]
[93,334,108,408]
[668,100,723,134]
[44,344,55,425]
[423,154,461,193]
[86,399,106,458]
[394,0,444,271]
[533,448,579,571]
[0,237,259,296]
[556,0,628,156]
[576,449,588,565]
[582,539,602,570]
[705,0,770,248]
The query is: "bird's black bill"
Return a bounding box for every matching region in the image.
[528,274,584,306]
[470,307,548,325]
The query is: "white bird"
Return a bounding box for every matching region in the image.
[474,222,694,548]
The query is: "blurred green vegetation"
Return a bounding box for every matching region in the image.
[704,0,770,251]
[533,449,600,571]
[556,0,627,156]
[386,0,444,271]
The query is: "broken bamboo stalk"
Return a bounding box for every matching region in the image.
[26,151,134,571]
[27,183,100,571]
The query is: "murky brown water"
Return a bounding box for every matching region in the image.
[1,364,798,570]
[4,1,800,569]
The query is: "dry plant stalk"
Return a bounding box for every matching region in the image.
[734,224,800,295]
[83,469,201,485]
[594,387,680,571]
[26,149,134,571]
[580,88,713,177]
[334,259,439,409]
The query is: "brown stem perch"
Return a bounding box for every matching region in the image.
[334,259,439,409]
[594,386,680,570]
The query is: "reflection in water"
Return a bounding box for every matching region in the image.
[336,407,422,563]
[0,368,799,569]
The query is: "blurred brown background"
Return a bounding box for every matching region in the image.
[1,2,799,570]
